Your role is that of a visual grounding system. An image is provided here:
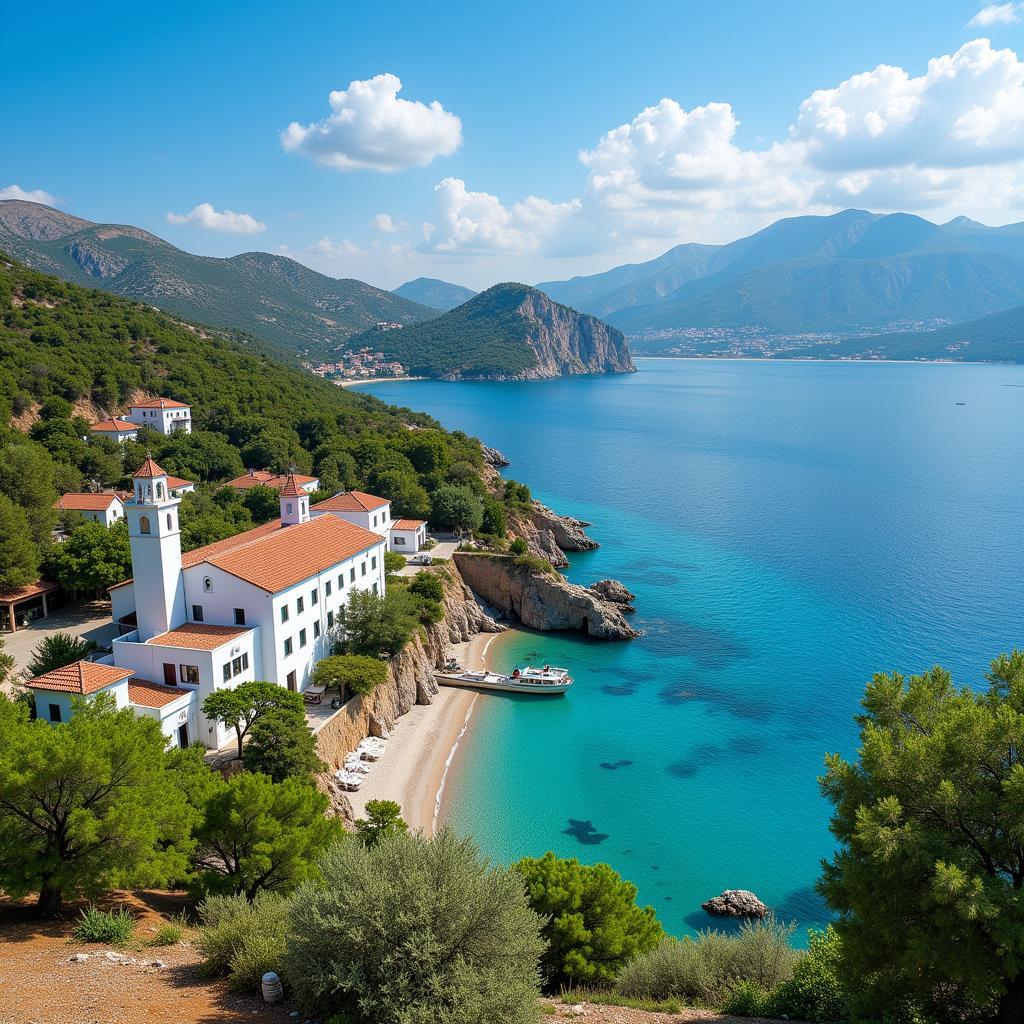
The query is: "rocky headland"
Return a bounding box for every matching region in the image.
[452,551,640,640]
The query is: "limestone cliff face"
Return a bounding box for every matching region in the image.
[510,501,600,568]
[314,564,503,825]
[452,552,640,641]
[510,287,636,380]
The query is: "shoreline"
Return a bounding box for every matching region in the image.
[345,627,516,834]
[336,375,427,387]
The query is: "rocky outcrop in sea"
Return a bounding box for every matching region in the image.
[452,552,640,641]
[701,890,770,919]
[589,579,636,614]
[510,501,599,568]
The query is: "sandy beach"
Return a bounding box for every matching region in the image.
[346,628,513,834]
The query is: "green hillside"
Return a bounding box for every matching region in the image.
[392,277,477,310]
[0,201,439,360]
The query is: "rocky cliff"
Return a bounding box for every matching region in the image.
[452,552,640,640]
[510,501,600,568]
[315,564,503,825]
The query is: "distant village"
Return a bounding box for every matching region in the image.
[304,330,408,382]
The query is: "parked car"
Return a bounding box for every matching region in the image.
[411,553,433,565]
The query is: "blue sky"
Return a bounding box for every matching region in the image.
[7,0,1024,288]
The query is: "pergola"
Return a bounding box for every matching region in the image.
[0,580,62,633]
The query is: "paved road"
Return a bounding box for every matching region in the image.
[3,603,120,675]
[397,535,461,576]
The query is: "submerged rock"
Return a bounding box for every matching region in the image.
[701,889,769,919]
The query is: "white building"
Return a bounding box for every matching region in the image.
[166,475,195,496]
[52,492,125,527]
[389,518,427,554]
[29,458,387,749]
[90,418,139,443]
[127,398,192,435]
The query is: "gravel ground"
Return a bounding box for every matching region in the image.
[540,999,785,1023]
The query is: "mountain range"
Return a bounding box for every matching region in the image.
[392,277,476,310]
[346,283,635,379]
[538,210,1024,351]
[0,200,438,360]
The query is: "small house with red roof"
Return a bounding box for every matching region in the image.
[53,492,125,527]
[311,490,428,553]
[126,397,192,435]
[90,418,138,443]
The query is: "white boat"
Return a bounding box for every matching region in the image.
[434,663,573,695]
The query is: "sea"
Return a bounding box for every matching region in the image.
[357,358,1024,940]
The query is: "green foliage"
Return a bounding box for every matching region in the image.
[516,852,664,990]
[431,483,484,535]
[0,441,59,546]
[284,827,545,1024]
[313,653,388,698]
[241,483,282,525]
[0,694,197,916]
[0,635,14,690]
[46,519,132,595]
[509,537,528,556]
[192,772,340,900]
[337,589,420,658]
[383,550,406,576]
[513,553,557,575]
[720,979,768,1016]
[408,569,444,603]
[178,488,255,551]
[242,706,323,784]
[26,632,98,677]
[614,919,796,1006]
[151,920,185,946]
[761,926,847,1023]
[196,891,291,993]
[0,492,40,589]
[504,479,532,506]
[819,652,1024,1019]
[354,800,408,848]
[557,990,683,1014]
[72,904,137,945]
[481,495,508,537]
[201,679,303,759]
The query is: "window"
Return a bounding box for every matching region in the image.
[361,561,367,577]
[49,703,61,722]
[192,604,204,622]
[156,483,164,499]
[281,605,289,623]
[299,628,307,648]
[180,665,200,684]
[167,513,172,530]
[372,582,378,595]
[350,567,356,583]
[232,656,242,675]
[139,514,151,535]
[327,610,334,628]
[223,663,232,682]
[325,580,332,597]
[338,573,344,589]
[233,608,245,626]
[311,588,318,606]
[297,596,304,614]
[372,514,377,527]
[313,621,321,639]
[242,652,249,670]
[284,637,293,657]
[394,535,405,545]
[286,501,293,515]
[371,556,377,570]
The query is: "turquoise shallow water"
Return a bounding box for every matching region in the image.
[359,359,1024,939]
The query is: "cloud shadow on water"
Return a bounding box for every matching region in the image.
[599,759,634,771]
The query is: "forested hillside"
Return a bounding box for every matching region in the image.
[0,257,518,594]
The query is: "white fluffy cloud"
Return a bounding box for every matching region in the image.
[372,213,404,232]
[308,236,364,259]
[969,3,1021,26]
[282,73,461,172]
[166,203,265,234]
[422,178,580,253]
[0,184,58,206]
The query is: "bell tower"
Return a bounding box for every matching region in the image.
[126,453,186,641]
[279,470,310,527]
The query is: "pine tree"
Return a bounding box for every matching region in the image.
[0,493,40,590]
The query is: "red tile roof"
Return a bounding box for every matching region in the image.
[313,490,389,513]
[0,579,61,604]
[392,519,426,530]
[166,476,194,490]
[131,398,190,409]
[53,493,123,512]
[227,470,318,492]
[197,516,383,593]
[146,624,251,650]
[25,660,133,695]
[128,679,191,708]
[134,455,167,478]
[90,419,137,432]
[279,472,305,498]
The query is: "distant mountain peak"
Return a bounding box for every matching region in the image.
[392,276,477,311]
[0,200,93,241]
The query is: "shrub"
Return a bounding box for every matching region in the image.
[196,891,291,993]
[151,920,185,946]
[383,550,406,575]
[242,706,323,783]
[408,569,444,603]
[763,926,847,1022]
[354,799,408,848]
[72,904,136,945]
[509,537,528,556]
[512,553,556,576]
[26,632,98,677]
[721,980,768,1016]
[516,852,663,990]
[313,654,388,698]
[614,919,796,1006]
[284,828,545,1024]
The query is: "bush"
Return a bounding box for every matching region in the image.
[516,852,663,990]
[354,799,408,848]
[762,926,847,1023]
[408,569,444,603]
[196,891,291,993]
[509,537,528,556]
[614,919,796,1006]
[284,828,544,1024]
[512,553,556,576]
[151,920,185,946]
[242,706,323,783]
[72,904,136,945]
[383,550,406,575]
[26,632,98,678]
[313,654,388,698]
[721,980,768,1016]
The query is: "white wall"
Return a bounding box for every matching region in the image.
[33,679,129,724]
[134,691,197,747]
[110,581,135,623]
[311,502,391,536]
[127,407,192,435]
[389,525,425,553]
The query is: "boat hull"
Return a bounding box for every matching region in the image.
[434,672,571,695]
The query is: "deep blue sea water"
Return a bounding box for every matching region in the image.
[358,359,1024,940]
